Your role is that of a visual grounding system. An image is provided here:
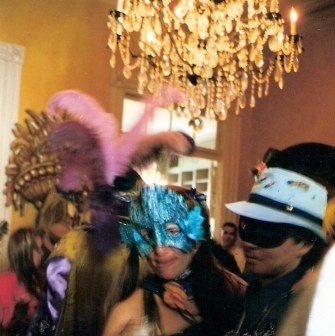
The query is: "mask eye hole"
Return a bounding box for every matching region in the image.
[140,228,152,241]
[165,223,181,236]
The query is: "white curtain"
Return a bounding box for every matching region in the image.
[0,42,24,223]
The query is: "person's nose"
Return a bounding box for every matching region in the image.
[153,245,167,256]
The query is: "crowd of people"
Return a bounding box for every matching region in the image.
[1,89,335,336]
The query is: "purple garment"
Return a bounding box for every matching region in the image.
[46,257,71,322]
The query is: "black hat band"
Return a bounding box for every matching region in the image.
[248,193,323,226]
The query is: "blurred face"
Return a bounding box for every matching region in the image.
[222,225,237,248]
[239,218,313,283]
[49,221,71,245]
[242,238,311,283]
[146,245,198,280]
[33,236,44,268]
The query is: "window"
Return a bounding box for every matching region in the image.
[122,97,218,149]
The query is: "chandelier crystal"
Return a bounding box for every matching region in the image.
[107,0,303,125]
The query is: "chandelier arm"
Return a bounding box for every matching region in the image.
[251,61,275,84]
[151,4,194,76]
[284,48,295,73]
[118,43,141,70]
[115,16,158,70]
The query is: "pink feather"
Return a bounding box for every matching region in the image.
[107,87,185,183]
[47,90,119,182]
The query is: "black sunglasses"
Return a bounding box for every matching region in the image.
[239,217,294,248]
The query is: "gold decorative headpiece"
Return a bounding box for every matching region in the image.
[4,109,64,213]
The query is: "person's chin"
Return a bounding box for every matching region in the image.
[155,268,178,280]
[245,258,265,273]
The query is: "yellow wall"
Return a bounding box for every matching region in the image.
[0,0,114,230]
[238,18,335,200]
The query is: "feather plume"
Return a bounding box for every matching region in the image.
[323,197,335,238]
[47,90,118,185]
[47,88,184,187]
[132,131,195,168]
[46,121,105,191]
[105,87,185,183]
[45,88,186,253]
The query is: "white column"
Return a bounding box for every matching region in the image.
[0,42,24,271]
[0,42,24,223]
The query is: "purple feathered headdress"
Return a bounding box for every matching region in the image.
[45,88,194,253]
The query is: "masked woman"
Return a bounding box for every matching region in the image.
[103,185,246,336]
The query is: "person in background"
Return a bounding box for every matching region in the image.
[0,220,9,241]
[0,227,45,335]
[103,184,246,336]
[28,171,142,336]
[221,222,246,273]
[38,220,72,267]
[221,222,237,249]
[226,167,328,335]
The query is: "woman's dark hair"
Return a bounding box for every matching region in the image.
[103,245,147,316]
[8,227,45,297]
[191,241,242,334]
[169,187,242,332]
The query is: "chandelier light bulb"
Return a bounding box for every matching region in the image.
[290,7,298,35]
[270,0,278,12]
[277,32,284,42]
[116,0,124,12]
[146,30,155,43]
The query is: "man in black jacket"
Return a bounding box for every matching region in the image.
[226,166,327,335]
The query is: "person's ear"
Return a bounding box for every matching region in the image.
[298,242,313,257]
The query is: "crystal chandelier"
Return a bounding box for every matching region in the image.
[107,0,303,127]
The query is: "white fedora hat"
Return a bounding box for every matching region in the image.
[226,167,327,241]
